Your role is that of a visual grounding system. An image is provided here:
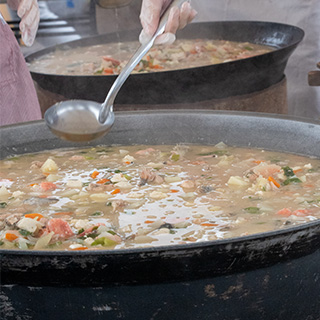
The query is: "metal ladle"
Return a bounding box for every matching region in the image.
[44,0,185,142]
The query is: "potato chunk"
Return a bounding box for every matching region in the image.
[41,158,59,174]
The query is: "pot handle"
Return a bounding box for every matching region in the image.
[308,62,320,86]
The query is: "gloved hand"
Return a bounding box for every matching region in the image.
[7,0,40,46]
[139,0,197,45]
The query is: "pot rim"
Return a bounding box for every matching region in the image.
[25,20,305,78]
[0,218,318,256]
[0,110,319,256]
[2,109,320,130]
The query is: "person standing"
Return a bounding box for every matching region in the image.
[0,0,41,126]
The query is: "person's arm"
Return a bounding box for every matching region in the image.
[139,0,197,45]
[7,0,40,46]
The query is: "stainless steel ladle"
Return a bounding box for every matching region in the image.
[44,0,185,142]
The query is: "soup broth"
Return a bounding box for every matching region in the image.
[28,39,273,76]
[0,143,319,251]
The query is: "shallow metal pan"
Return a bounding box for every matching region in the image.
[26,21,304,105]
[0,110,319,319]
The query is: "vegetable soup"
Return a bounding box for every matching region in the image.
[0,143,319,251]
[28,39,273,76]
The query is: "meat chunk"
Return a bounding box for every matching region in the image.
[112,200,127,212]
[252,163,281,178]
[5,213,23,228]
[135,148,156,156]
[87,183,113,192]
[139,168,164,185]
[30,161,44,169]
[47,218,74,240]
[181,180,196,189]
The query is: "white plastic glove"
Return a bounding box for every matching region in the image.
[7,0,40,46]
[139,0,197,45]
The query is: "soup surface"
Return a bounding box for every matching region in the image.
[28,39,273,75]
[0,143,319,251]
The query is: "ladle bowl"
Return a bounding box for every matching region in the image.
[44,0,185,142]
[44,100,114,142]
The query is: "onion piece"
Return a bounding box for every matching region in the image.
[34,232,54,250]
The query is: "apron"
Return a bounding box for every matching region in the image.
[0,11,41,126]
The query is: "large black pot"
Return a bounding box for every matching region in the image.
[0,111,319,320]
[26,21,304,105]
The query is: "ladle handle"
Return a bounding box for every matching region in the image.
[99,0,186,123]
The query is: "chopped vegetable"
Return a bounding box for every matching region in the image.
[19,229,32,236]
[53,211,74,216]
[97,178,110,184]
[283,177,302,185]
[282,166,295,177]
[171,154,180,161]
[200,223,219,227]
[198,150,229,156]
[244,207,261,214]
[268,176,280,188]
[111,188,121,195]
[91,171,100,179]
[24,213,44,221]
[91,237,117,247]
[5,233,19,241]
[71,246,88,251]
[91,211,103,216]
[0,202,7,208]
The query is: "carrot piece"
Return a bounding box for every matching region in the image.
[150,64,164,69]
[144,220,155,224]
[111,188,120,195]
[53,212,74,216]
[70,246,88,251]
[125,161,131,165]
[91,171,100,179]
[293,168,303,174]
[253,160,265,164]
[40,181,57,191]
[98,178,110,184]
[103,68,114,75]
[5,233,18,241]
[97,178,110,184]
[29,183,38,187]
[201,223,219,227]
[277,208,292,216]
[268,176,280,188]
[25,213,44,221]
[170,189,179,193]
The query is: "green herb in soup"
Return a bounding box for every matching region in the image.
[0,143,319,251]
[28,39,273,76]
